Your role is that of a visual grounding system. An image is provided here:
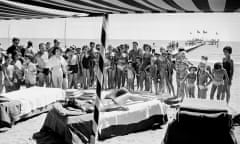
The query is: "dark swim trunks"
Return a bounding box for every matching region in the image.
[69,65,78,74]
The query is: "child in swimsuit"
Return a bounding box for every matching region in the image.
[210,62,229,101]
[3,55,18,92]
[81,46,91,89]
[135,57,142,90]
[125,61,136,91]
[145,56,157,93]
[140,44,152,91]
[197,62,212,99]
[175,51,189,98]
[222,46,234,103]
[181,66,197,98]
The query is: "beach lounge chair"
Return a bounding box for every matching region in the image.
[0,87,65,128]
[162,99,237,144]
[37,99,167,144]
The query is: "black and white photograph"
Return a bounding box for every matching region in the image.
[0,0,240,144]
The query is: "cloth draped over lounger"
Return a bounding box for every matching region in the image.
[39,99,167,144]
[0,87,65,127]
[162,99,237,144]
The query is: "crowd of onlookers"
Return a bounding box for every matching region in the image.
[0,37,234,103]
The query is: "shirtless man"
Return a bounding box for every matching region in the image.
[35,43,50,87]
[66,48,79,89]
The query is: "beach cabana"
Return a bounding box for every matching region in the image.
[0,0,239,143]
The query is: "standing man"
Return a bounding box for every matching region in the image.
[7,37,20,60]
[88,42,95,87]
[35,43,50,87]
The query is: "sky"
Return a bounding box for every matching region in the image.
[0,13,240,41]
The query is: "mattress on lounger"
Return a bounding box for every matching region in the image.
[163,99,237,144]
[41,100,167,144]
[0,87,65,126]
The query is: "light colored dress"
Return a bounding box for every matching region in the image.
[48,55,67,88]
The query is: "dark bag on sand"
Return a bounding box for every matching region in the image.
[162,100,237,144]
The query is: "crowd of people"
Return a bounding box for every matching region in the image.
[0,37,234,103]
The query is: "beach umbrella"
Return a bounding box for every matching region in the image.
[0,0,239,20]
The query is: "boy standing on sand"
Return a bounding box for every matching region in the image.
[145,56,157,93]
[222,46,234,104]
[210,62,229,101]
[197,62,212,99]
[175,50,190,98]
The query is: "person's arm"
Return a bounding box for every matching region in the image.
[223,69,229,84]
[144,65,150,74]
[196,69,200,86]
[2,65,13,85]
[206,71,213,87]
[181,73,188,84]
[230,59,234,81]
[31,64,37,75]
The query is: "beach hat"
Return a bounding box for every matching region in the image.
[189,66,198,71]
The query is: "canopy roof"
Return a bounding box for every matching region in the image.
[1,0,240,20]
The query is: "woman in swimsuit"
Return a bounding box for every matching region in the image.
[140,44,152,91]
[222,46,234,103]
[116,47,128,88]
[81,45,91,89]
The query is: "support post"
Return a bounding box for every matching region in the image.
[91,14,108,144]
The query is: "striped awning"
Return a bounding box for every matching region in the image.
[0,0,87,20]
[1,0,240,20]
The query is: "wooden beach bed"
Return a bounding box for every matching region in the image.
[39,99,167,144]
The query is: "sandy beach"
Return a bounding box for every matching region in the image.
[0,106,239,144]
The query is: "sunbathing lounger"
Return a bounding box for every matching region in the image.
[37,99,167,144]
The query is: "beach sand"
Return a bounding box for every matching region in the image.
[0,108,239,144]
